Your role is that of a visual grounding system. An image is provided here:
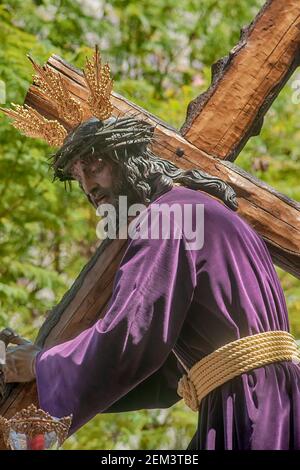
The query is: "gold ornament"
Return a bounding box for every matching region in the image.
[29,55,84,128]
[84,44,114,121]
[0,45,114,147]
[0,404,72,449]
[0,103,68,147]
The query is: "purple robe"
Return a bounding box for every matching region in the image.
[35,186,300,449]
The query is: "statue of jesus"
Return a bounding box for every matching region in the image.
[2,48,300,450]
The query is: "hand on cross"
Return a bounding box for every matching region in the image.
[0,329,41,383]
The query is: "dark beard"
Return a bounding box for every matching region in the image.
[111,164,143,209]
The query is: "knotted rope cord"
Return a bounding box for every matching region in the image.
[175,331,300,411]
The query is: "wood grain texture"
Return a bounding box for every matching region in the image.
[0,0,299,448]
[181,0,300,161]
[26,55,300,277]
[0,238,127,449]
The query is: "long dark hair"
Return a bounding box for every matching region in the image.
[50,116,238,211]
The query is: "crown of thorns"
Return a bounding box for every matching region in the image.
[51,115,156,182]
[1,45,159,183]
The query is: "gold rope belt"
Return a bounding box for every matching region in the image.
[175,331,300,411]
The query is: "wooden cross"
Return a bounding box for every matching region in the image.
[0,0,299,449]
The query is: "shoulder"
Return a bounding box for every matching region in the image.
[151,186,261,245]
[152,186,231,213]
[150,186,237,227]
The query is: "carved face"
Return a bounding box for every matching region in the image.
[70,157,120,209]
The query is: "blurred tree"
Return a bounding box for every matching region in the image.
[0,0,299,450]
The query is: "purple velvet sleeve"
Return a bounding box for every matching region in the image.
[102,351,183,414]
[35,230,196,434]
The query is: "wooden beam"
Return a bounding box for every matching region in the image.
[181,0,300,161]
[2,55,298,447]
[1,1,300,445]
[0,237,127,448]
[24,55,300,278]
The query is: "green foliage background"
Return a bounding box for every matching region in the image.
[0,0,299,450]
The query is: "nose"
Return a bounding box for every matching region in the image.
[81,171,97,196]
